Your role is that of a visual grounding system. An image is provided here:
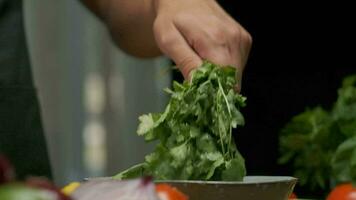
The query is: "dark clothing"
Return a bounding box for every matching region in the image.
[0,0,51,179]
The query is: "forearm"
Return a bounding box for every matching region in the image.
[81,0,161,57]
[80,0,109,21]
[81,0,252,82]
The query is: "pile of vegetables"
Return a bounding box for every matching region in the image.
[279,75,356,198]
[0,154,71,200]
[115,61,247,181]
[71,177,188,200]
[1,153,188,200]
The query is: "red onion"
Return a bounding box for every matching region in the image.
[72,177,159,200]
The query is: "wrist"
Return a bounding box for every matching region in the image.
[103,0,155,27]
[81,0,110,21]
[151,0,218,14]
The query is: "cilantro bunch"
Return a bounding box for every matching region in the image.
[331,75,356,186]
[115,61,247,181]
[279,75,356,191]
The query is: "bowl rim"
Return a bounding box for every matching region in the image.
[154,176,298,185]
[84,176,298,185]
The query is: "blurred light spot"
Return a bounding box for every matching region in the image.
[83,120,107,175]
[84,73,105,114]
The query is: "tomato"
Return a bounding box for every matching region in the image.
[327,183,356,200]
[156,183,188,200]
[0,154,15,184]
[289,192,297,199]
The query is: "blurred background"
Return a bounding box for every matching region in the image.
[24,0,170,186]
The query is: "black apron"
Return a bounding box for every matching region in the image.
[0,0,52,179]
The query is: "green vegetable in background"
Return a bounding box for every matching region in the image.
[279,107,343,190]
[332,75,356,138]
[0,183,51,200]
[331,75,356,187]
[279,75,356,191]
[331,136,356,186]
[114,61,247,181]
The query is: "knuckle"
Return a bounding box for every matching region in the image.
[227,26,242,39]
[196,47,209,59]
[209,28,226,43]
[154,30,176,48]
[153,19,176,47]
[158,33,176,47]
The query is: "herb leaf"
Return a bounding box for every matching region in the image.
[114,61,246,181]
[279,75,356,191]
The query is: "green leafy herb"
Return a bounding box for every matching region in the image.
[279,75,356,191]
[331,75,356,187]
[114,61,246,181]
[331,136,356,186]
[279,107,339,190]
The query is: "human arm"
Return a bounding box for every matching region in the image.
[80,0,252,88]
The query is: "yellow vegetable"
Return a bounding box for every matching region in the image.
[62,182,81,195]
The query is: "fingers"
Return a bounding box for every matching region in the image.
[236,28,253,92]
[153,11,252,89]
[174,16,237,67]
[153,18,203,80]
[174,16,248,91]
[237,27,253,71]
[152,0,252,93]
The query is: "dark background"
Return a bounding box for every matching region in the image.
[174,1,356,197]
[221,0,356,174]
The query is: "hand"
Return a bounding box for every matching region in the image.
[152,0,252,90]
[81,0,252,90]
